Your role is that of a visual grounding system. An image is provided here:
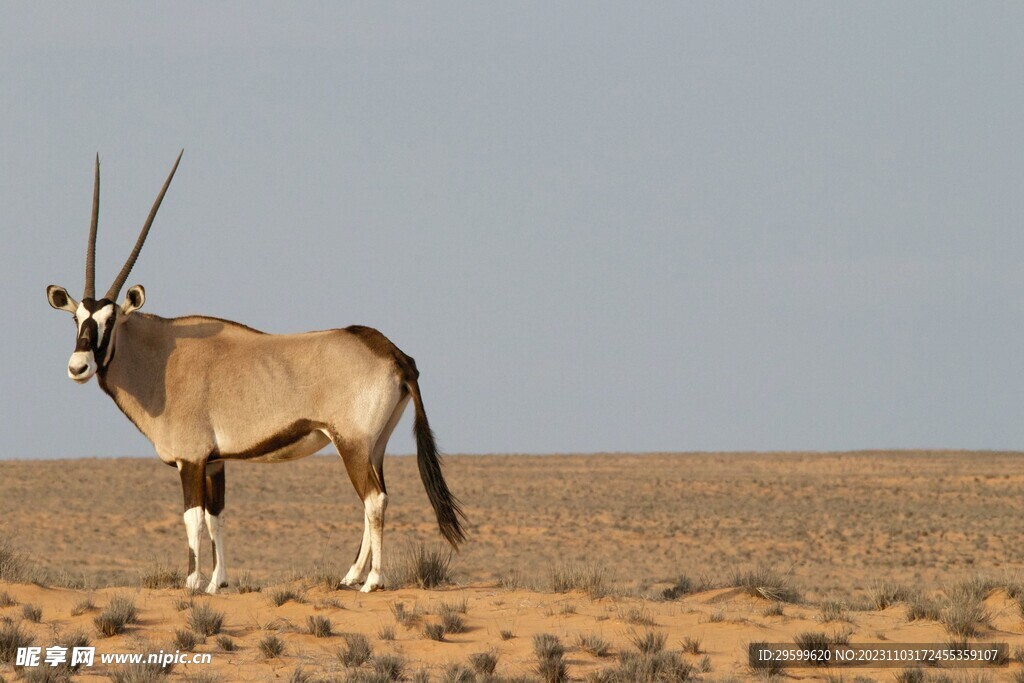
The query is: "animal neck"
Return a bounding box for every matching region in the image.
[97,313,174,435]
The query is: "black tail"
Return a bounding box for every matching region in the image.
[407,377,467,548]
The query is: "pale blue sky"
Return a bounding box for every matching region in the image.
[3,2,1023,458]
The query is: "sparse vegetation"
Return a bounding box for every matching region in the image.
[577,632,613,657]
[630,630,667,654]
[390,601,422,628]
[94,594,139,637]
[307,614,332,637]
[373,653,407,681]
[424,622,446,641]
[109,661,174,683]
[390,543,454,589]
[681,636,702,654]
[534,633,568,683]
[469,649,499,676]
[869,581,911,610]
[258,633,285,658]
[71,596,96,616]
[339,633,373,666]
[235,570,262,594]
[906,592,943,622]
[499,627,515,640]
[21,603,42,622]
[0,592,14,607]
[818,599,850,623]
[550,562,607,598]
[0,620,33,664]
[0,539,27,583]
[216,635,236,651]
[378,624,396,640]
[188,602,224,636]
[141,562,184,589]
[438,600,467,633]
[729,564,800,603]
[269,586,305,606]
[941,584,989,638]
[174,628,199,649]
[661,575,694,600]
[623,606,657,626]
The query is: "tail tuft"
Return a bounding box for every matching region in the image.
[408,378,466,548]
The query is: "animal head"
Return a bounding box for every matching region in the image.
[47,152,182,383]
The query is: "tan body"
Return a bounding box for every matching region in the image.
[47,153,465,594]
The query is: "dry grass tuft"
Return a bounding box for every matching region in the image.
[373,653,406,681]
[140,562,184,590]
[534,633,568,683]
[306,614,332,638]
[94,594,138,637]
[269,587,305,607]
[21,604,42,623]
[188,602,224,636]
[338,633,373,666]
[729,564,800,603]
[390,543,454,589]
[258,633,285,659]
[577,632,613,657]
[0,620,33,664]
[550,562,608,598]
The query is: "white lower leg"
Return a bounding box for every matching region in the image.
[342,515,373,586]
[183,506,205,590]
[204,511,226,594]
[361,491,388,592]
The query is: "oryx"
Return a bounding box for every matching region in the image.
[45,152,466,593]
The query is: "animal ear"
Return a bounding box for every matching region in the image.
[122,284,146,315]
[47,285,78,313]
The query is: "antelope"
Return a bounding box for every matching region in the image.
[45,152,466,594]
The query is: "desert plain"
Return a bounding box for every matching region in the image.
[2,451,1024,681]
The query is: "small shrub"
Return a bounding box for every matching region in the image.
[818,599,850,623]
[762,601,784,617]
[216,635,236,651]
[794,631,832,667]
[424,622,446,641]
[706,609,725,623]
[681,636,702,654]
[235,570,262,594]
[0,620,33,664]
[499,628,515,640]
[373,653,406,681]
[729,564,800,603]
[606,650,692,682]
[623,606,656,626]
[441,664,475,683]
[307,615,332,638]
[661,575,694,600]
[288,666,311,683]
[94,594,138,637]
[577,632,612,657]
[469,649,499,675]
[0,539,27,583]
[534,633,567,683]
[748,639,784,677]
[378,624,396,640]
[109,661,174,682]
[141,563,184,589]
[174,629,199,650]
[173,596,193,612]
[438,604,466,634]
[906,593,942,622]
[869,581,911,610]
[339,633,372,666]
[0,592,15,607]
[941,588,988,638]
[392,544,454,589]
[309,561,346,590]
[21,604,42,622]
[71,597,96,616]
[188,603,224,636]
[269,587,305,606]
[550,563,607,598]
[630,630,667,654]
[390,601,421,628]
[259,634,285,658]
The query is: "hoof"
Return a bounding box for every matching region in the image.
[360,582,384,593]
[185,572,205,591]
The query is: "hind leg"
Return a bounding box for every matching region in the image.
[204,461,228,593]
[330,432,386,591]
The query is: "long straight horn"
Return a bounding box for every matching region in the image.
[104,150,183,301]
[84,154,100,299]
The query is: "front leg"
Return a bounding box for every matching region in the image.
[178,460,206,591]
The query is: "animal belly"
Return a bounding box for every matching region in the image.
[248,431,331,463]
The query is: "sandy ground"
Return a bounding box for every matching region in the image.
[1,451,1024,681]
